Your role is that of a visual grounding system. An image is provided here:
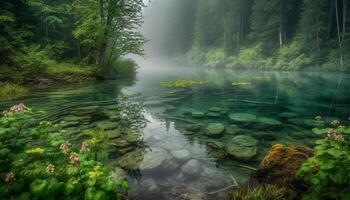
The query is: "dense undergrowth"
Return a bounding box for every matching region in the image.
[0,104,128,199]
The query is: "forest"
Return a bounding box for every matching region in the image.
[1,0,350,200]
[187,0,350,70]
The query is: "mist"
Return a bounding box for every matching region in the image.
[141,0,196,59]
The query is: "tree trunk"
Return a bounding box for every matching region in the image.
[222,7,226,50]
[279,0,285,47]
[342,0,347,42]
[327,0,334,39]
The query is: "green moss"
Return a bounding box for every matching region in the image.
[0,83,30,100]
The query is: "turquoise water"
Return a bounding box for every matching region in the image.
[1,65,350,199]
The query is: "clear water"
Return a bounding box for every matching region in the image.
[1,64,350,200]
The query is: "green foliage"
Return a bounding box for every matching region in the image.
[0,104,128,199]
[231,184,297,200]
[83,129,110,162]
[275,41,312,70]
[205,48,228,68]
[0,83,30,100]
[101,58,138,79]
[296,119,350,200]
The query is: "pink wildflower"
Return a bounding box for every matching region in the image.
[4,172,15,183]
[80,142,90,153]
[9,103,27,113]
[46,164,55,174]
[70,152,79,165]
[331,120,341,127]
[60,141,71,154]
[315,116,322,121]
[327,129,345,142]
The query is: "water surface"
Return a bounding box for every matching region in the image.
[1,64,350,200]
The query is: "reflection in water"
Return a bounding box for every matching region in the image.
[0,67,349,199]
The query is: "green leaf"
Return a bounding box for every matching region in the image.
[327,148,343,158]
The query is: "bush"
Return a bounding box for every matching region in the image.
[229,44,269,68]
[0,83,30,100]
[101,58,137,79]
[275,41,312,70]
[0,104,128,199]
[205,48,228,68]
[296,118,350,200]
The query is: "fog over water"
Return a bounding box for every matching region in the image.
[140,0,196,60]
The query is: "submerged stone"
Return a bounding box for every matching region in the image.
[278,112,299,119]
[185,124,201,132]
[206,112,221,118]
[255,117,282,129]
[111,167,127,182]
[60,121,79,128]
[171,149,191,162]
[225,135,258,161]
[105,130,121,139]
[206,123,225,136]
[72,106,100,116]
[140,148,173,172]
[208,107,222,112]
[117,150,144,170]
[96,121,118,130]
[206,140,225,150]
[191,111,205,118]
[181,159,202,177]
[125,134,142,143]
[228,113,257,123]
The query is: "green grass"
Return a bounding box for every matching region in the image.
[231,184,297,200]
[46,62,96,83]
[0,83,30,100]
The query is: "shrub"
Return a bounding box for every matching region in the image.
[0,83,30,100]
[296,118,350,200]
[101,58,138,79]
[0,104,128,199]
[205,48,228,68]
[275,41,312,70]
[230,44,268,68]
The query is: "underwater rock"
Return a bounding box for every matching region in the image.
[206,140,225,150]
[139,148,173,172]
[208,107,222,112]
[191,111,205,118]
[225,135,258,161]
[142,179,160,194]
[225,124,243,135]
[105,130,121,139]
[287,131,308,140]
[206,123,225,136]
[255,117,282,129]
[96,120,118,130]
[206,112,221,118]
[181,159,202,177]
[228,113,257,123]
[72,106,100,116]
[171,149,191,162]
[288,118,324,128]
[117,150,144,170]
[125,133,142,144]
[62,115,89,122]
[251,132,277,141]
[110,139,130,148]
[111,167,127,182]
[185,124,201,132]
[255,144,313,187]
[278,112,299,119]
[60,121,79,128]
[102,110,118,119]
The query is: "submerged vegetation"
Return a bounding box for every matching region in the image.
[160,80,205,88]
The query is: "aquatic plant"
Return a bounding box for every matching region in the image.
[231,184,297,200]
[296,119,350,200]
[160,80,204,88]
[0,104,128,199]
[0,83,30,100]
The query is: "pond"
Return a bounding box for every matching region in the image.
[1,64,350,200]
